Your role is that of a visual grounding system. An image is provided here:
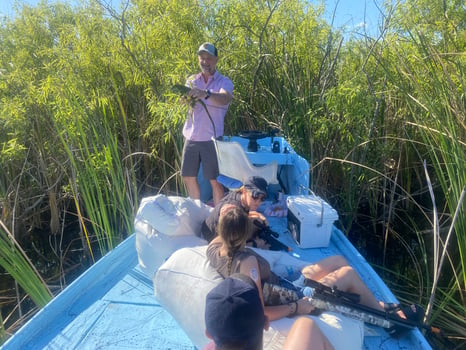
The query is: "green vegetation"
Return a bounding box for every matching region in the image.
[0,222,52,307]
[0,0,464,347]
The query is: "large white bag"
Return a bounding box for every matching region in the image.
[134,195,212,278]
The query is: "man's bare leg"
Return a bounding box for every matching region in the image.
[210,179,224,205]
[183,176,200,200]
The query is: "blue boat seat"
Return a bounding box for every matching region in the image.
[213,138,278,188]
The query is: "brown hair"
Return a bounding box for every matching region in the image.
[218,206,250,275]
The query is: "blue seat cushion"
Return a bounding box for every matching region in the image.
[217,174,243,189]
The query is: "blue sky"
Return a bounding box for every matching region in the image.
[324,0,384,34]
[0,0,384,35]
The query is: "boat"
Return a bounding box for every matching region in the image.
[0,134,432,349]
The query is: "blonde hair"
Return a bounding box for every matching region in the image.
[218,206,250,275]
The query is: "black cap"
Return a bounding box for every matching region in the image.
[205,274,265,347]
[244,176,268,198]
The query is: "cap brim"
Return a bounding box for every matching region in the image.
[197,49,216,56]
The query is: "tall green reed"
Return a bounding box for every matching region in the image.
[0,221,52,339]
[398,35,463,324]
[55,93,138,260]
[308,24,465,347]
[366,27,466,345]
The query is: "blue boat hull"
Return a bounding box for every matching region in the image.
[1,135,431,349]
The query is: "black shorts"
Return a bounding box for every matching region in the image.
[181,140,219,180]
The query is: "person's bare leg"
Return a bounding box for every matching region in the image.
[301,255,349,281]
[283,317,334,350]
[317,266,383,311]
[303,257,407,316]
[210,179,224,205]
[183,176,200,200]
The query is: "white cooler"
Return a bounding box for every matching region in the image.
[286,195,338,248]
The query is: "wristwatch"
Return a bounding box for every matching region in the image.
[205,89,211,100]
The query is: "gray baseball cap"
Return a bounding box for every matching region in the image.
[197,42,218,57]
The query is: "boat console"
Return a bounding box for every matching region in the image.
[220,134,310,196]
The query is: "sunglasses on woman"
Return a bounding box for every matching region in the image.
[251,192,265,202]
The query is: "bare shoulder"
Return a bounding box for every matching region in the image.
[241,254,259,268]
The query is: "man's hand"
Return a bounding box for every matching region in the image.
[188,87,208,100]
[171,84,196,107]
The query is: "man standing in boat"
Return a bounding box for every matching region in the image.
[181,42,233,205]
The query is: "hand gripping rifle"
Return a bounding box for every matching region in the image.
[302,278,441,336]
[253,219,292,252]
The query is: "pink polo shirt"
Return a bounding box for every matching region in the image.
[182,71,233,141]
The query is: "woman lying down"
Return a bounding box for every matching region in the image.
[207,204,424,337]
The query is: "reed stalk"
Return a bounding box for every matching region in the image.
[0,221,52,309]
[393,36,465,341]
[55,94,137,258]
[352,23,466,345]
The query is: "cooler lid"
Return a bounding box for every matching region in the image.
[286,195,338,223]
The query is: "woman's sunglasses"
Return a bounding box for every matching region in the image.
[251,192,265,202]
